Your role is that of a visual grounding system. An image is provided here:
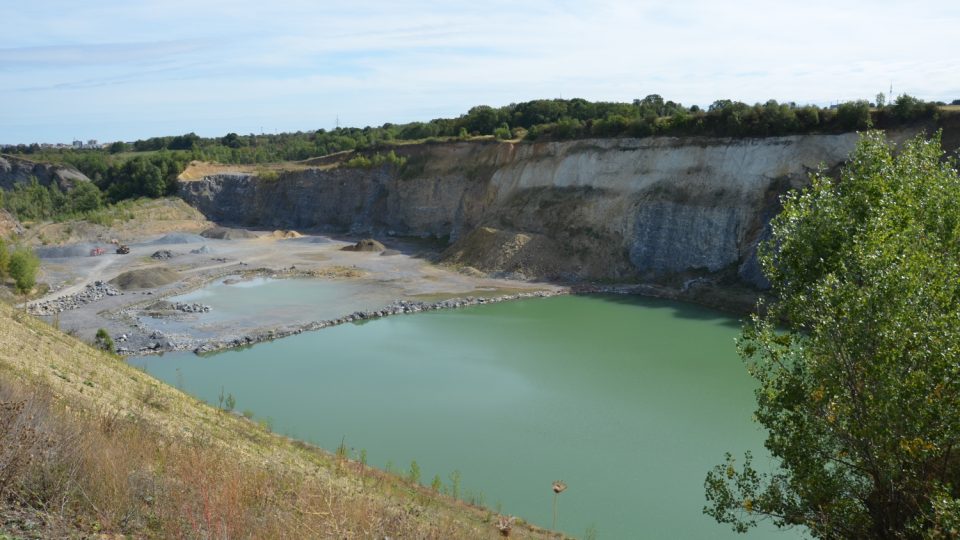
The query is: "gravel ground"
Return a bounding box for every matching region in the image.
[27,229,562,355]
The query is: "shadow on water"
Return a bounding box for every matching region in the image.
[586,293,746,330]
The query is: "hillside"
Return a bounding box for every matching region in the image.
[0,301,557,539]
[18,197,212,247]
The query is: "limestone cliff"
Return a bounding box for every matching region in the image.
[180,135,864,288]
[0,154,91,191]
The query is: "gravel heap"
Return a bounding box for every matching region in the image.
[28,281,122,315]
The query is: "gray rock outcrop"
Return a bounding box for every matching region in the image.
[180,135,864,288]
[0,154,91,191]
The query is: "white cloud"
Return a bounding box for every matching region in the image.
[1,0,958,142]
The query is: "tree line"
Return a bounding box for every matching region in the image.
[5,94,947,168]
[0,94,948,218]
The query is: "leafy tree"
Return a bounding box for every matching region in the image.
[705,131,960,537]
[462,105,502,135]
[69,182,103,214]
[108,141,128,154]
[834,99,872,130]
[220,132,244,148]
[8,245,39,292]
[891,94,937,122]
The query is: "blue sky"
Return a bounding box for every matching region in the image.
[2,0,958,144]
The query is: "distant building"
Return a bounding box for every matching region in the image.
[87,139,98,147]
[72,140,83,148]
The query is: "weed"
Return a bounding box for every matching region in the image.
[408,460,421,484]
[448,469,462,501]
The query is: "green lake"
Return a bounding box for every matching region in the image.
[134,293,803,539]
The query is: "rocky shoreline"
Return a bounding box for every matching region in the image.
[28,281,123,316]
[124,289,569,357]
[118,277,761,357]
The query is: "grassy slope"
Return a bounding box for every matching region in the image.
[0,301,556,539]
[20,197,212,247]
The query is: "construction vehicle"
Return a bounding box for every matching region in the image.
[90,247,106,256]
[116,244,130,255]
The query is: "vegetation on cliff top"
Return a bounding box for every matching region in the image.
[5,94,949,167]
[1,94,951,223]
[705,131,960,537]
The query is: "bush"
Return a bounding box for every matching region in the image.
[8,246,39,292]
[94,328,114,353]
[0,237,8,279]
[343,151,406,169]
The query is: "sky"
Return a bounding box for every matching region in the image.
[2,0,959,144]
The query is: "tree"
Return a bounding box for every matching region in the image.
[834,100,872,130]
[8,246,39,293]
[68,182,103,214]
[705,131,960,538]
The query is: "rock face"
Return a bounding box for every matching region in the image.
[180,135,863,287]
[0,209,23,237]
[0,154,91,191]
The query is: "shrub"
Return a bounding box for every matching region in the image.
[8,246,39,292]
[0,237,8,279]
[94,328,114,353]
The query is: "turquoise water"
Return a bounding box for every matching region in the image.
[134,294,801,539]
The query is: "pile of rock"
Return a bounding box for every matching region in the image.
[28,281,122,315]
[171,302,212,313]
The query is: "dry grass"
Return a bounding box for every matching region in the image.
[0,302,559,539]
[21,198,212,246]
[178,161,324,182]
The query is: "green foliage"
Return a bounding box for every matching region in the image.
[99,151,189,202]
[69,181,103,214]
[343,150,406,169]
[891,94,938,122]
[705,131,960,538]
[8,245,39,292]
[6,97,946,180]
[0,237,8,278]
[2,177,106,222]
[834,99,872,130]
[430,474,442,492]
[94,328,114,353]
[408,460,421,484]
[448,470,461,500]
